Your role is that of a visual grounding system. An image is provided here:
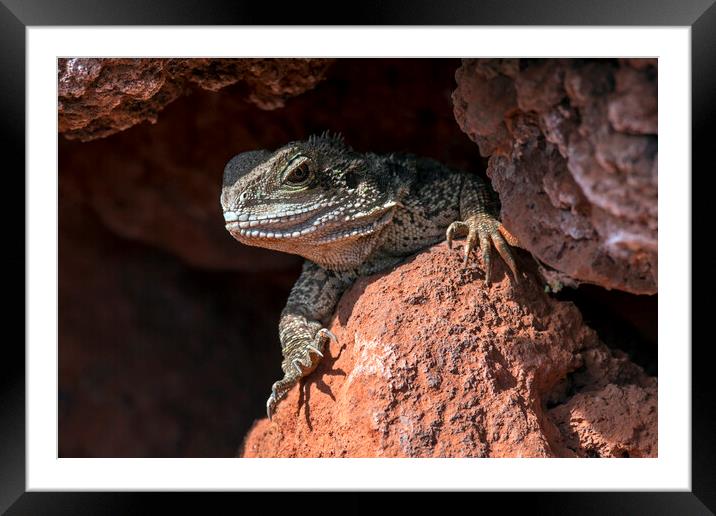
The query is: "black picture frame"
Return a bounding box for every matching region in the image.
[3,0,714,512]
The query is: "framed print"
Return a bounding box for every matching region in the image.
[4,0,714,512]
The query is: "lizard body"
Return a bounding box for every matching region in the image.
[220,133,520,419]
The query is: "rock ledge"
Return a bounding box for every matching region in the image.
[241,244,657,458]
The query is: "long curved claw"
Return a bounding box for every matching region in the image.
[267,393,276,420]
[492,230,519,284]
[305,344,324,358]
[478,231,492,284]
[498,224,520,247]
[293,359,304,376]
[266,383,283,420]
[446,221,468,250]
[463,227,477,265]
[317,328,337,344]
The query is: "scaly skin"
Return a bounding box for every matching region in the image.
[220,132,520,419]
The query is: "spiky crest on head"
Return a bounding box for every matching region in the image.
[307,130,349,149]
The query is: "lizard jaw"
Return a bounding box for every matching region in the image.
[224,202,397,244]
[223,199,339,230]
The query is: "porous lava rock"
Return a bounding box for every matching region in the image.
[452,59,657,294]
[58,58,334,141]
[241,244,657,458]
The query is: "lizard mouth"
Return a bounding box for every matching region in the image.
[225,202,396,242]
[223,200,339,238]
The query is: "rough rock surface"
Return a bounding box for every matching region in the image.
[241,245,657,458]
[452,59,657,294]
[58,58,334,141]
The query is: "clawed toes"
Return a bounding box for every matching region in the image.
[447,215,520,285]
[266,379,292,420]
[266,328,337,421]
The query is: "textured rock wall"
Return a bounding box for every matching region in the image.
[59,58,334,141]
[242,245,656,458]
[453,59,657,294]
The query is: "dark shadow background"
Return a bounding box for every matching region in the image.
[58,58,656,457]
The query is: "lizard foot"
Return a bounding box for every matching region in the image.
[266,328,337,420]
[446,213,520,285]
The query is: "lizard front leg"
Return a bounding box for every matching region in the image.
[446,174,520,284]
[267,260,356,420]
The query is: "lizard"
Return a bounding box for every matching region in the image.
[220,132,521,420]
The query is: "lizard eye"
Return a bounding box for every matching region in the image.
[284,160,313,186]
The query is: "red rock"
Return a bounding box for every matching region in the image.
[515,58,567,113]
[550,383,657,457]
[240,244,656,458]
[453,60,516,156]
[58,58,335,141]
[608,66,658,135]
[452,59,657,294]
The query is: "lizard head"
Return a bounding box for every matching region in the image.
[220,132,405,269]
